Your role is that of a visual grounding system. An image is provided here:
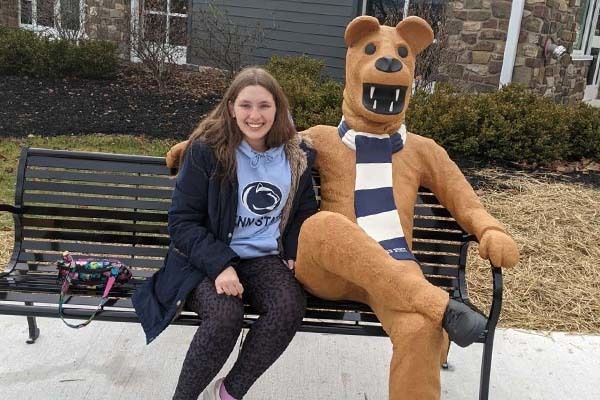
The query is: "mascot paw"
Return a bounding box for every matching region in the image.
[478,229,519,268]
[166,140,189,169]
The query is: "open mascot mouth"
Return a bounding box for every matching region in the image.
[362,83,407,115]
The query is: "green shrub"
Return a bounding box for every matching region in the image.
[71,40,118,79]
[0,27,49,76]
[0,28,118,79]
[408,84,600,164]
[265,55,342,130]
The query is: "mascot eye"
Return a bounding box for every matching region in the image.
[398,46,409,58]
[365,43,376,55]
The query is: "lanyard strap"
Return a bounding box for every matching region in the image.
[58,275,116,329]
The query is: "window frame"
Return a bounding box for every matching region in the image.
[141,0,188,48]
[573,0,600,58]
[130,0,189,65]
[19,0,86,37]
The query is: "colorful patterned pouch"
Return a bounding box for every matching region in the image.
[56,251,132,329]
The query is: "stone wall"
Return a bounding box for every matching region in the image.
[86,0,131,57]
[0,0,19,28]
[439,0,592,104]
[439,0,509,93]
[519,0,589,104]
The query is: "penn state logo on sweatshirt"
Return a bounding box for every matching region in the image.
[241,182,283,215]
[230,141,291,259]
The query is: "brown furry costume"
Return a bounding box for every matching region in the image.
[166,16,519,400]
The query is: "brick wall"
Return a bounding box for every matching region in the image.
[0,0,19,28]
[519,0,589,104]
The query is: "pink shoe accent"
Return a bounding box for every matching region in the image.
[219,382,237,400]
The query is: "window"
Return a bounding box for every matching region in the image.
[366,0,407,25]
[363,1,448,92]
[141,0,188,47]
[574,0,600,55]
[19,0,84,35]
[365,1,446,36]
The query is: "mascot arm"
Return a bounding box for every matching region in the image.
[421,141,519,267]
[166,140,190,169]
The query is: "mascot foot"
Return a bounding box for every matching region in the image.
[442,299,487,347]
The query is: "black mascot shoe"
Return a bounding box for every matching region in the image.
[442,299,487,348]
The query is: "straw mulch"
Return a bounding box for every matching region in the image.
[465,169,600,334]
[0,231,12,271]
[0,169,598,334]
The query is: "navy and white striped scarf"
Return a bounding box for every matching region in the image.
[338,118,416,261]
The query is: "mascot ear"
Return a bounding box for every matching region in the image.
[345,16,380,47]
[396,16,434,55]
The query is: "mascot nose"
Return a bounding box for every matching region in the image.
[375,57,403,73]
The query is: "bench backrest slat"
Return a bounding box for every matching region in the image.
[24,206,168,222]
[26,168,175,187]
[23,193,171,211]
[27,155,170,175]
[22,240,168,257]
[24,181,173,199]
[21,217,168,235]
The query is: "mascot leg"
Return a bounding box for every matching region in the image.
[374,306,444,400]
[296,211,449,321]
[296,211,449,399]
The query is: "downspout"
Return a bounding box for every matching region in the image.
[499,0,526,87]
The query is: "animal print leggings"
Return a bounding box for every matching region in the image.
[172,255,306,400]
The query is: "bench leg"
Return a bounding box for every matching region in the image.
[479,334,495,400]
[25,302,40,344]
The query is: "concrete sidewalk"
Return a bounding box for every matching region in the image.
[0,315,598,400]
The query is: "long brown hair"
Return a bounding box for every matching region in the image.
[186,67,296,181]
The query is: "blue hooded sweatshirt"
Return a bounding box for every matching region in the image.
[230,140,291,259]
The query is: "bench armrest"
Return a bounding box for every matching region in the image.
[0,204,23,214]
[462,235,503,332]
[486,266,503,332]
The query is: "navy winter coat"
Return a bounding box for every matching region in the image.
[132,138,317,343]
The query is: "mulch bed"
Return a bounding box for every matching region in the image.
[0,63,227,139]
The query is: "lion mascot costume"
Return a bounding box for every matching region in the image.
[166,16,519,400]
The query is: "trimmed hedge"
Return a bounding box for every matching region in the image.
[265,55,342,130]
[0,27,118,79]
[264,56,599,164]
[407,84,600,164]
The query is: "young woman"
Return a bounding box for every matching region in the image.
[132,67,318,400]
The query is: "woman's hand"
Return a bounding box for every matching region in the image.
[215,266,244,299]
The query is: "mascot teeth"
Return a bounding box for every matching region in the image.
[363,83,407,115]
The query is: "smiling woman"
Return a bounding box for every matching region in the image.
[132,66,319,400]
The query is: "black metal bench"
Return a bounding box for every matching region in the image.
[0,147,502,400]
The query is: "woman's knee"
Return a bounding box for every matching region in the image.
[203,296,244,335]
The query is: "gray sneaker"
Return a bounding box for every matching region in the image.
[442,299,487,348]
[201,378,223,400]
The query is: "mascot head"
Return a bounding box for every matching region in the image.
[342,16,434,134]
